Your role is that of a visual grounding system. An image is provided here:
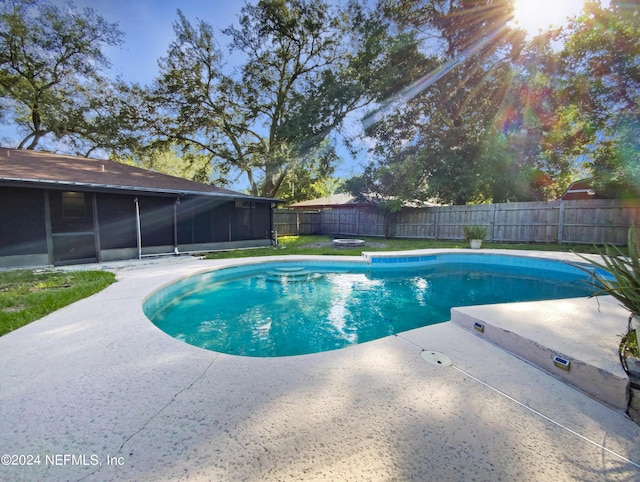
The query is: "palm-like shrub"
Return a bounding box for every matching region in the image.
[462,225,488,241]
[577,227,640,331]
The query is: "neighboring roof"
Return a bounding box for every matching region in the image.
[287,192,372,209]
[560,178,596,201]
[287,192,440,209]
[0,148,278,202]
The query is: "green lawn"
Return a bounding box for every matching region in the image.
[0,235,603,337]
[204,235,602,259]
[0,269,116,337]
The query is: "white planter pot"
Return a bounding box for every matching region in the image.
[470,239,483,249]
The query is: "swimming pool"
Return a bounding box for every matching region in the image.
[143,253,600,357]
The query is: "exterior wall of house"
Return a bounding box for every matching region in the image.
[561,180,595,200]
[0,186,274,268]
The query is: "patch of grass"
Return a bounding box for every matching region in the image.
[622,329,639,358]
[204,235,602,260]
[0,269,116,337]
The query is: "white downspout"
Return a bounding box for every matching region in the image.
[173,197,180,255]
[134,197,142,259]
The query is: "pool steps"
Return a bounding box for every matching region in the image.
[262,269,324,282]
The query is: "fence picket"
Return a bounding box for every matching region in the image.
[274,199,640,245]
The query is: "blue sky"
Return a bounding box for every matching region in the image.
[88,0,595,84]
[4,1,595,191]
[1,0,364,190]
[64,0,242,85]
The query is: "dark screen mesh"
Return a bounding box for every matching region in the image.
[97,193,137,249]
[138,197,175,247]
[0,187,47,256]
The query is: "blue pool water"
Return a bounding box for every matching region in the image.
[144,254,597,357]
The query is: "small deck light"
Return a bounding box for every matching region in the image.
[553,355,571,371]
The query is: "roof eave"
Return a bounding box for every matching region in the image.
[0,177,284,203]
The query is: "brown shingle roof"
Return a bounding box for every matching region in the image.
[287,193,369,209]
[0,148,273,201]
[287,192,440,209]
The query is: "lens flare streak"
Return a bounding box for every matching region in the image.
[362,23,508,130]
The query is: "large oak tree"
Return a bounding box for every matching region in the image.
[353,0,522,205]
[0,0,125,154]
[348,0,639,205]
[556,0,640,198]
[141,0,380,198]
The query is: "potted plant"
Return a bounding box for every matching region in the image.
[463,225,488,249]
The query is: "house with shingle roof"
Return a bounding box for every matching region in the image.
[560,178,596,200]
[287,193,375,210]
[0,148,280,267]
[287,192,439,210]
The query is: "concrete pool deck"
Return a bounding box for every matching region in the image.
[1,252,640,481]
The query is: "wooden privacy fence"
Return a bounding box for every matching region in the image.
[274,199,640,245]
[272,209,323,236]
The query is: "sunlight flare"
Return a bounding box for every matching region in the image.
[510,0,588,35]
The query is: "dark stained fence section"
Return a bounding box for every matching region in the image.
[272,210,323,235]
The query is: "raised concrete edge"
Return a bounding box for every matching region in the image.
[451,298,630,411]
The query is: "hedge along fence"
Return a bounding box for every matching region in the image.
[274,199,640,244]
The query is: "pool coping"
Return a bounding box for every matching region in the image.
[372,249,629,409]
[365,249,629,409]
[144,249,629,410]
[1,249,639,480]
[95,249,632,406]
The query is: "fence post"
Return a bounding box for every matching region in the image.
[271,199,639,245]
[557,201,565,243]
[489,204,496,242]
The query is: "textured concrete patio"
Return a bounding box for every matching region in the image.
[1,253,639,481]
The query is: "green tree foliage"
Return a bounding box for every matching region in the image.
[141,0,378,199]
[352,0,639,205]
[557,0,639,198]
[2,0,635,204]
[353,0,524,205]
[0,0,125,154]
[275,139,341,204]
[494,33,579,201]
[114,144,214,184]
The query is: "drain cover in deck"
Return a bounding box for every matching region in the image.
[421,351,452,366]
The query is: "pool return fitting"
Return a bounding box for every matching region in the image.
[394,335,453,367]
[420,350,453,367]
